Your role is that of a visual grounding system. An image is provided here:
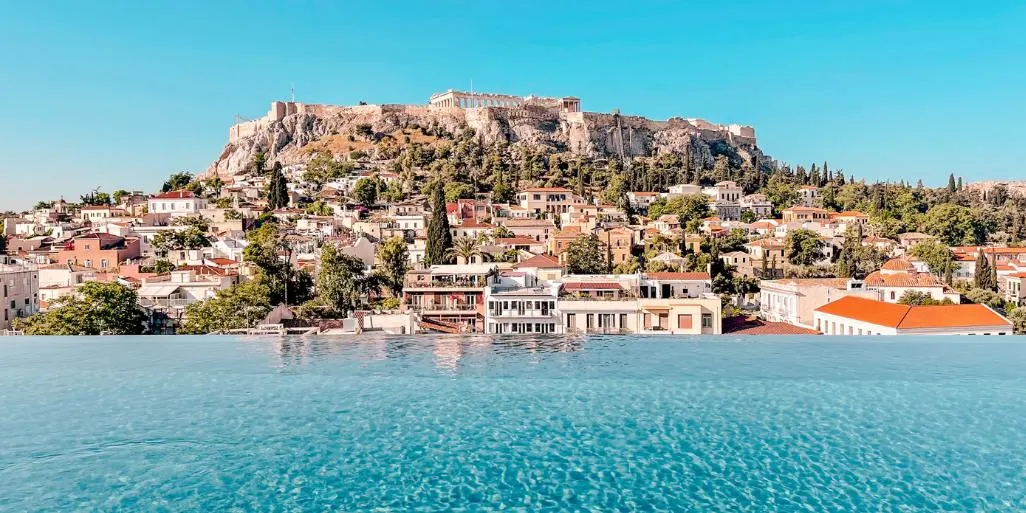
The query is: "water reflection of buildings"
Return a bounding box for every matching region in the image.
[257,334,589,373]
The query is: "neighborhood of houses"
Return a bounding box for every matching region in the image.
[0,173,1018,336]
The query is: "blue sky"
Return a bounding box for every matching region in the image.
[2,1,1024,209]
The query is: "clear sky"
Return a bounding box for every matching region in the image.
[2,1,1024,210]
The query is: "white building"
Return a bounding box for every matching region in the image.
[484,282,562,335]
[148,191,209,217]
[740,194,774,217]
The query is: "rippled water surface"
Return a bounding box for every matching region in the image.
[2,335,1026,512]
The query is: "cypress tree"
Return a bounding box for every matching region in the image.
[947,174,957,194]
[974,250,994,291]
[267,164,289,210]
[425,182,452,265]
[957,177,963,190]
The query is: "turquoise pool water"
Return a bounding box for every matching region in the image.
[2,336,1026,512]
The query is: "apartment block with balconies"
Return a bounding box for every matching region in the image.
[403,264,499,333]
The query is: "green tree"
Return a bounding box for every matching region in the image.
[974,251,997,291]
[316,244,372,317]
[897,290,948,305]
[425,182,452,265]
[946,173,956,194]
[80,191,111,206]
[140,259,176,274]
[1008,307,1026,334]
[243,223,312,305]
[921,204,988,246]
[352,178,380,205]
[491,226,515,239]
[112,189,130,205]
[443,182,475,203]
[14,282,145,335]
[446,236,486,264]
[910,239,955,276]
[304,201,334,216]
[252,152,267,174]
[963,287,1006,312]
[784,229,825,267]
[179,280,273,334]
[267,165,289,210]
[613,256,641,274]
[376,236,409,296]
[565,234,607,274]
[162,172,193,193]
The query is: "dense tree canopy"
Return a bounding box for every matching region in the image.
[15,282,145,335]
[179,280,273,334]
[565,234,607,274]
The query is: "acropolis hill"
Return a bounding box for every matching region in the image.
[205,90,762,180]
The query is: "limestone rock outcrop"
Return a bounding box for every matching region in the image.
[204,102,766,181]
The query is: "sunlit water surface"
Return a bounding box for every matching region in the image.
[2,335,1026,512]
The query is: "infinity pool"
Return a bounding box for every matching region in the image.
[2,336,1025,511]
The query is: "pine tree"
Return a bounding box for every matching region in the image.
[425,182,452,265]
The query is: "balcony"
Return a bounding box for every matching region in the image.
[408,302,479,314]
[489,310,556,318]
[138,297,192,309]
[404,276,491,290]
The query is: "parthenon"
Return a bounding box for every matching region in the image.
[429,89,581,113]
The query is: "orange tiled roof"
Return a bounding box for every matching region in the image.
[815,297,914,328]
[864,271,941,288]
[516,254,562,269]
[494,237,540,246]
[881,258,916,272]
[523,187,572,193]
[815,296,1010,329]
[899,304,1010,329]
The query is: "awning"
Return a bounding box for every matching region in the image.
[137,284,181,298]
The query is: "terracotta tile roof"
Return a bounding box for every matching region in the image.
[863,271,941,288]
[523,187,571,193]
[517,254,562,269]
[747,238,786,248]
[494,237,540,246]
[815,297,913,328]
[765,277,852,289]
[815,296,1010,329]
[898,304,1010,329]
[459,219,494,229]
[643,272,711,281]
[631,191,660,196]
[724,317,821,335]
[881,258,916,272]
[835,210,869,218]
[152,190,195,199]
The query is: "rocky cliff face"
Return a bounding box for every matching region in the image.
[204,103,766,180]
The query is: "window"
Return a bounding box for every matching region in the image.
[677,314,693,329]
[566,313,575,327]
[549,323,555,333]
[100,259,109,269]
[620,314,627,330]
[701,314,712,328]
[586,314,595,329]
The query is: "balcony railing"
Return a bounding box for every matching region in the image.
[489,310,556,318]
[139,297,192,308]
[404,278,490,289]
[408,302,478,312]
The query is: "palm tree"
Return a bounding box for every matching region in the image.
[446,236,485,264]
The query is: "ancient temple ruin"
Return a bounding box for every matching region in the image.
[428,89,581,112]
